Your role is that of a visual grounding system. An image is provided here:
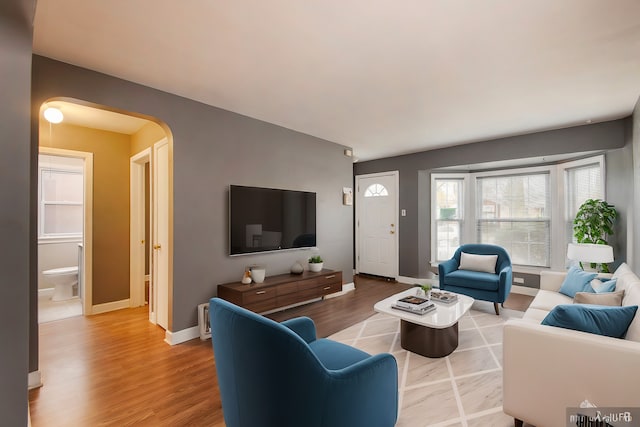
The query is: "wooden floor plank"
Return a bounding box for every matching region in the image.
[29,275,531,426]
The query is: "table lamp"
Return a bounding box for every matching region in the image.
[567,243,614,272]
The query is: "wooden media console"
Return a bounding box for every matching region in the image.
[217,269,343,313]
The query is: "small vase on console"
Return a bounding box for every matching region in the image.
[290,261,304,275]
[241,268,252,284]
[250,265,266,283]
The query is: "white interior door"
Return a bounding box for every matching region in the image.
[130,148,151,309]
[356,172,399,278]
[153,139,170,329]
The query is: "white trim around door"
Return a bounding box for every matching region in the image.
[130,148,152,309]
[39,146,94,316]
[355,171,400,280]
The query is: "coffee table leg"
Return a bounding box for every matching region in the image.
[400,320,458,358]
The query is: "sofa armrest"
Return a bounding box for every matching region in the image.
[281,316,317,343]
[503,319,640,427]
[438,258,458,288]
[539,270,567,292]
[498,265,513,300]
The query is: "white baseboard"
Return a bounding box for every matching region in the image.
[165,325,200,346]
[92,299,130,315]
[28,370,42,390]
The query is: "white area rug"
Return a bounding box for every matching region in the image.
[328,300,524,427]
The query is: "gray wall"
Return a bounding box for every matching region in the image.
[31,56,354,336]
[606,132,634,272]
[355,120,630,278]
[632,97,640,271]
[1,0,34,425]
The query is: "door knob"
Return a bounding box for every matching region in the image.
[153,244,162,250]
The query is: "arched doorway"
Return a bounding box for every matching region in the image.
[37,98,173,330]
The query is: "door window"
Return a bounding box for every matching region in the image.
[364,183,389,197]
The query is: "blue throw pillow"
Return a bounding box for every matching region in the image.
[559,267,598,298]
[541,304,638,339]
[589,278,617,293]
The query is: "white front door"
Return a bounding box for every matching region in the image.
[153,139,170,330]
[356,172,399,279]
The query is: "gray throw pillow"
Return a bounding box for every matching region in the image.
[573,290,625,306]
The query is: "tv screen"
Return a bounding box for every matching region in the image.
[229,185,316,255]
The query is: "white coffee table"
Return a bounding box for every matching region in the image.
[374,288,474,357]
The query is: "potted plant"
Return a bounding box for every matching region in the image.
[573,199,617,272]
[415,283,432,298]
[308,255,324,272]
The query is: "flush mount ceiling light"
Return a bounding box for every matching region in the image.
[44,107,64,124]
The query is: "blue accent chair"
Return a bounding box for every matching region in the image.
[209,298,398,427]
[438,244,513,315]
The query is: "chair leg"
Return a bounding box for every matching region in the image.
[514,418,524,427]
[494,302,499,315]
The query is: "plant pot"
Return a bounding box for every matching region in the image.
[250,266,266,283]
[308,262,323,272]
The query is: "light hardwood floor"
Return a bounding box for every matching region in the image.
[29,276,532,426]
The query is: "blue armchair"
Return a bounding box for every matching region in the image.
[209,298,398,427]
[438,244,513,315]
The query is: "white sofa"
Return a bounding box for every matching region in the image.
[503,263,640,427]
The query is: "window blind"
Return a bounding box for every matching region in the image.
[565,162,603,243]
[434,178,464,261]
[476,172,550,267]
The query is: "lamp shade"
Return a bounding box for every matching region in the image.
[567,243,614,263]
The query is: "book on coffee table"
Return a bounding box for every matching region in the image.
[430,291,458,304]
[397,295,431,310]
[391,303,436,315]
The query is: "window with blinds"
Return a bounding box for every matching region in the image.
[430,155,604,270]
[564,159,604,244]
[476,173,551,267]
[433,178,464,261]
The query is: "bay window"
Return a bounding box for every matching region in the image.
[430,155,604,270]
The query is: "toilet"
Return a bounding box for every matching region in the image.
[43,266,78,301]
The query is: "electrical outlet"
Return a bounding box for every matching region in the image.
[513,277,525,284]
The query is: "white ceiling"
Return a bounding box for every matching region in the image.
[33,0,640,161]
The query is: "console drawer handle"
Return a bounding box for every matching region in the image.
[255,290,266,295]
[323,286,331,290]
[325,275,336,279]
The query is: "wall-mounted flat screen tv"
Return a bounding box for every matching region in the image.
[229,185,316,256]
